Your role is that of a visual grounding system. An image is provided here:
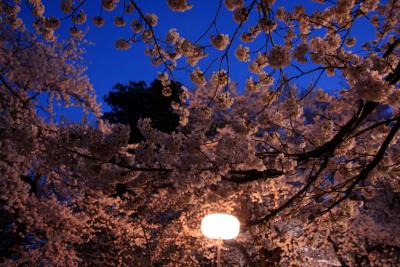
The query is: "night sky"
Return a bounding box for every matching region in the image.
[23,1,376,121]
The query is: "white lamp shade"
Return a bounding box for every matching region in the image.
[201,213,240,240]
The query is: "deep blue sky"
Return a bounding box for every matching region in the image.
[23,1,376,121]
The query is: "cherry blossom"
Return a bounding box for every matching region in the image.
[2,0,400,265]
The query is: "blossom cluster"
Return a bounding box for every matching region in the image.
[2,0,400,265]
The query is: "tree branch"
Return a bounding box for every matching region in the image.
[248,159,329,226]
[222,169,283,183]
[319,118,400,214]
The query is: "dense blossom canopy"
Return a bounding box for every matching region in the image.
[1,0,400,266]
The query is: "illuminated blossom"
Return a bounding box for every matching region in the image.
[224,0,244,11]
[114,16,126,27]
[258,17,277,32]
[177,39,207,66]
[60,0,73,14]
[267,45,291,68]
[354,70,391,102]
[360,0,379,12]
[144,13,158,27]
[11,18,23,29]
[235,44,250,62]
[30,1,45,17]
[115,39,131,50]
[324,32,341,50]
[210,34,229,50]
[72,10,87,25]
[166,28,180,44]
[258,73,274,87]
[233,7,248,23]
[142,30,153,43]
[131,19,143,32]
[162,86,172,97]
[249,52,268,74]
[190,68,206,85]
[167,0,193,12]
[158,72,169,83]
[293,43,308,63]
[345,37,356,47]
[45,16,60,30]
[254,52,268,68]
[124,2,135,13]
[102,0,119,11]
[211,70,228,86]
[245,76,259,92]
[69,26,83,39]
[217,91,234,109]
[240,32,254,43]
[276,6,288,21]
[92,16,105,27]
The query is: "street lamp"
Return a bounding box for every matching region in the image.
[201,213,240,267]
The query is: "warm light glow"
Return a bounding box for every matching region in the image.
[201,213,240,240]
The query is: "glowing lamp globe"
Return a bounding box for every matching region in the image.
[201,213,240,240]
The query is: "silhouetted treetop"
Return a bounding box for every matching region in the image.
[103,79,183,143]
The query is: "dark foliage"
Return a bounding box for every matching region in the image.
[0,210,23,263]
[103,79,183,143]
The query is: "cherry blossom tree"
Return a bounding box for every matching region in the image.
[1,0,400,266]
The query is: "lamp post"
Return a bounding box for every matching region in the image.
[201,213,240,267]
